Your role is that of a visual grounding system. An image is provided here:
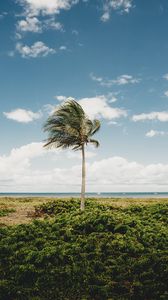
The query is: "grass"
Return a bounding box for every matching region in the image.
[0,208,16,217]
[0,197,51,226]
[0,196,168,226]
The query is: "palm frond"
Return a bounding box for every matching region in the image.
[43,99,101,150]
[90,119,101,136]
[88,138,100,148]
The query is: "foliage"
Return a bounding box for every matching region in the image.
[43,100,100,150]
[0,208,15,217]
[0,199,168,300]
[33,198,81,216]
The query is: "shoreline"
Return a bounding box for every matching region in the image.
[1,192,168,198]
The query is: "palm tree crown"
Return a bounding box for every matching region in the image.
[43,99,100,150]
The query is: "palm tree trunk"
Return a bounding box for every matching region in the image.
[80,144,85,211]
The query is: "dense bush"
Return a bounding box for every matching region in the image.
[0,199,168,300]
[33,198,82,216]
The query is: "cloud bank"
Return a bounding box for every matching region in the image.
[0,142,168,192]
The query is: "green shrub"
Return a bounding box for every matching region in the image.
[0,200,168,299]
[33,198,98,217]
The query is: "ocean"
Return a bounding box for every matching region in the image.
[0,192,168,198]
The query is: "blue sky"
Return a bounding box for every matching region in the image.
[1,0,168,192]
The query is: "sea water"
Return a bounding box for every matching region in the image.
[0,192,168,198]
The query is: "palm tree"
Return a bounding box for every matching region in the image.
[43,99,101,211]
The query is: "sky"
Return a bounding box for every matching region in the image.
[1,0,168,193]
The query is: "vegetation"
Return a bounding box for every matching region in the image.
[0,196,168,226]
[43,99,101,210]
[0,198,168,299]
[0,208,15,217]
[0,197,51,226]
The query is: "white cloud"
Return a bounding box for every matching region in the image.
[3,108,42,123]
[59,46,67,51]
[90,73,140,87]
[164,91,168,97]
[78,95,127,120]
[114,74,139,85]
[16,41,56,58]
[43,17,63,31]
[108,95,118,103]
[55,95,67,101]
[110,0,133,12]
[16,15,63,36]
[1,142,168,192]
[90,73,103,83]
[0,143,44,176]
[132,111,168,122]
[146,130,168,137]
[87,156,168,189]
[18,0,79,17]
[108,120,119,126]
[163,73,168,80]
[101,11,110,22]
[17,17,42,32]
[101,0,134,22]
